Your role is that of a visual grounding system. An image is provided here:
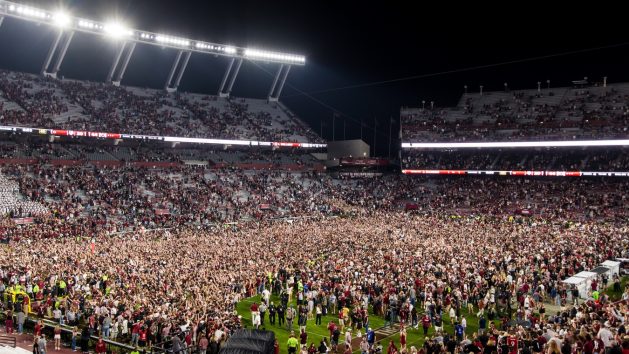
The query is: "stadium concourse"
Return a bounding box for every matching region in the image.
[0,69,628,354]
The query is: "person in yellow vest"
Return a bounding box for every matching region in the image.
[287,332,299,354]
[101,275,108,293]
[58,280,67,296]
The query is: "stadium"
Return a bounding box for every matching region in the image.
[0,2,627,354]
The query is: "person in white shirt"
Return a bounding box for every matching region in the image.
[344,330,352,349]
[110,322,119,340]
[449,307,456,325]
[121,318,129,336]
[597,324,614,349]
[214,328,224,342]
[52,308,62,321]
[262,289,271,305]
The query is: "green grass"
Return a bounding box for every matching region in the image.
[236,281,629,354]
[236,294,500,354]
[604,276,628,301]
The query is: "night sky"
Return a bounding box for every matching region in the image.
[0,1,627,156]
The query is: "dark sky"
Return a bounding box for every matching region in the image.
[1,1,628,156]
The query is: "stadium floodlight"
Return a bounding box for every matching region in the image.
[13,5,47,19]
[2,0,307,66]
[244,48,305,64]
[78,19,98,29]
[155,34,190,47]
[104,22,132,39]
[401,139,629,149]
[52,11,71,28]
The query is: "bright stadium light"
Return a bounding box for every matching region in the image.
[401,139,629,149]
[104,22,132,39]
[14,5,47,19]
[53,11,71,28]
[78,19,97,29]
[155,34,190,47]
[2,1,307,66]
[244,48,305,64]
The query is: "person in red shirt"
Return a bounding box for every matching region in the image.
[300,329,308,346]
[5,310,13,334]
[131,321,142,347]
[593,336,605,354]
[198,335,209,354]
[34,321,42,337]
[338,309,345,332]
[344,344,352,354]
[95,337,107,354]
[185,332,192,348]
[251,303,260,329]
[421,314,431,335]
[138,327,148,347]
[507,335,518,354]
[274,340,280,354]
[387,340,398,354]
[327,321,336,337]
[308,343,317,354]
[584,335,595,354]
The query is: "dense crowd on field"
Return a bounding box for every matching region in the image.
[1,211,628,354]
[0,69,628,354]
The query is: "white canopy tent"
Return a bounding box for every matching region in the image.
[601,260,621,277]
[562,276,588,299]
[574,271,598,293]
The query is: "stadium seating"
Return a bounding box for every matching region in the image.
[402,84,629,142]
[0,70,323,143]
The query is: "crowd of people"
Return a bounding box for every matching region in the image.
[401,148,629,172]
[0,137,322,168]
[0,70,323,143]
[0,145,626,241]
[1,69,628,354]
[0,213,627,354]
[402,85,629,142]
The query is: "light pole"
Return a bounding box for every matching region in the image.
[422,100,425,109]
[464,85,468,95]
[537,81,541,92]
[546,79,550,90]
[480,85,483,96]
